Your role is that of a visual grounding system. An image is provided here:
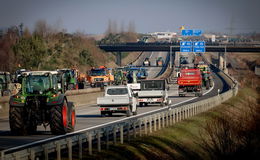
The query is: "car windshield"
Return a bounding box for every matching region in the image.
[141,81,165,90]
[90,69,106,76]
[0,75,6,83]
[107,88,128,95]
[25,75,51,94]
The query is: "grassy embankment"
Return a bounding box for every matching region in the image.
[81,75,259,160]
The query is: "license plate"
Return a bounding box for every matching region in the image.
[148,98,154,102]
[109,108,117,111]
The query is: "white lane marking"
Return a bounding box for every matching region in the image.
[4,70,216,153]
[149,52,154,59]
[169,81,215,107]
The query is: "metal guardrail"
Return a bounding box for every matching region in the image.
[0,65,238,160]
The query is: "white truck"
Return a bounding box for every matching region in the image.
[97,86,137,117]
[137,79,171,107]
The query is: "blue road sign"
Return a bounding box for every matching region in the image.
[193,30,202,36]
[180,41,192,52]
[182,29,193,36]
[193,41,205,52]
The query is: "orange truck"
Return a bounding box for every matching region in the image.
[86,66,114,87]
[177,68,203,97]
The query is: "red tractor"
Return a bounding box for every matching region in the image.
[177,68,203,97]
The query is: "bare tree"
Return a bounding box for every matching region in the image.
[128,20,136,33]
[34,19,49,37]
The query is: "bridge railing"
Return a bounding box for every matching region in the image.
[1,65,238,160]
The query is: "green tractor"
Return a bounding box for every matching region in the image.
[0,72,12,97]
[197,64,213,90]
[9,71,76,135]
[57,69,78,90]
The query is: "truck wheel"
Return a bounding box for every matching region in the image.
[139,102,143,107]
[145,103,148,106]
[67,103,76,132]
[50,101,69,134]
[126,110,132,117]
[126,106,133,117]
[9,106,29,135]
[206,81,210,90]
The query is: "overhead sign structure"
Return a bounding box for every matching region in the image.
[181,30,193,36]
[180,41,192,52]
[193,30,202,36]
[193,41,205,52]
[182,29,203,36]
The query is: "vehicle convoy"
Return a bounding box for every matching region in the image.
[126,67,148,82]
[97,86,137,117]
[0,72,13,96]
[143,57,151,66]
[156,57,164,66]
[177,68,203,97]
[87,66,114,87]
[137,79,170,107]
[9,71,76,135]
[57,69,78,90]
[197,63,213,90]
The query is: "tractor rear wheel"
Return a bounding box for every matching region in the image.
[9,106,28,135]
[50,101,69,134]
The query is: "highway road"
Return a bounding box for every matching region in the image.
[0,52,224,151]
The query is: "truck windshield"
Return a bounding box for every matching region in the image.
[90,69,106,76]
[141,81,164,90]
[25,75,51,94]
[107,88,128,95]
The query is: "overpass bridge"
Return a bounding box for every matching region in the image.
[98,42,260,70]
[99,43,260,52]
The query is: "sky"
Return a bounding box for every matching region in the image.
[0,0,260,34]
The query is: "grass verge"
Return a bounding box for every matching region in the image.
[82,86,259,160]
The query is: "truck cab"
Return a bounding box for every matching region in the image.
[137,79,170,107]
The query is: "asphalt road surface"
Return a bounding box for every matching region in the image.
[0,52,224,151]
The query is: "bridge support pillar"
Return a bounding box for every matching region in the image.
[218,52,227,72]
[170,46,175,68]
[116,52,122,66]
